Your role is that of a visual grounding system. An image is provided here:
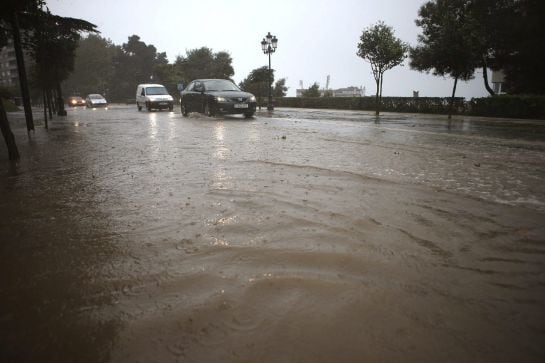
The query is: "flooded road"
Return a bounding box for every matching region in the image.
[1,106,545,362]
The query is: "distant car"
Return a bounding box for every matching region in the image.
[180,79,257,118]
[136,84,174,111]
[86,94,108,108]
[67,96,85,107]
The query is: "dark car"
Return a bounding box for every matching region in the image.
[67,96,85,107]
[180,79,257,118]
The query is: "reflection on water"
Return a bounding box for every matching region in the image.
[0,127,122,361]
[167,116,176,141]
[214,121,224,142]
[148,113,157,140]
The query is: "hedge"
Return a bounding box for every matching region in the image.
[468,95,545,119]
[271,95,545,119]
[274,96,467,115]
[1,98,19,112]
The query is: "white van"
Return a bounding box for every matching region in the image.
[136,84,174,111]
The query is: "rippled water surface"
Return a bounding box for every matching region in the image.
[1,106,544,362]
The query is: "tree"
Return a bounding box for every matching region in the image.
[154,61,181,99]
[213,51,235,80]
[109,35,161,101]
[491,0,545,94]
[410,0,478,118]
[410,0,544,96]
[410,0,512,97]
[0,0,95,159]
[273,78,288,98]
[462,0,511,95]
[302,82,320,97]
[63,34,116,97]
[175,47,235,86]
[239,66,273,109]
[27,12,97,118]
[0,90,19,161]
[1,0,45,132]
[357,21,408,116]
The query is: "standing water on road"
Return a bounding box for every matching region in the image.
[1,106,544,362]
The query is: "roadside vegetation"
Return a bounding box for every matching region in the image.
[357,22,408,116]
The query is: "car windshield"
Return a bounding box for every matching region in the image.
[146,87,168,95]
[204,80,240,91]
[89,94,104,99]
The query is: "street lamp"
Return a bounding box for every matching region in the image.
[261,32,278,111]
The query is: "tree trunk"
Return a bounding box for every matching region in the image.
[379,73,384,113]
[52,89,57,113]
[0,97,20,161]
[43,89,48,129]
[56,83,67,116]
[375,77,380,116]
[47,89,54,120]
[482,58,495,96]
[448,76,459,120]
[10,12,34,133]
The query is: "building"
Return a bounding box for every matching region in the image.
[296,86,365,97]
[0,38,19,87]
[491,70,506,94]
[332,86,365,97]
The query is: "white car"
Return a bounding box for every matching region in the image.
[136,84,174,111]
[85,94,108,108]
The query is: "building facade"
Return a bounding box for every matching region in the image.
[0,38,19,88]
[491,70,506,94]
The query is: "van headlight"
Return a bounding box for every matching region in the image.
[249,96,256,102]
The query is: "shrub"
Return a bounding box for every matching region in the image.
[275,96,466,115]
[1,98,19,112]
[469,95,545,119]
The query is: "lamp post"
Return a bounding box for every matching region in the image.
[261,32,278,111]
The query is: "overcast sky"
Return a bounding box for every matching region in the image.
[46,0,489,98]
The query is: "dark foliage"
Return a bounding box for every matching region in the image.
[469,95,545,119]
[302,82,321,98]
[275,97,467,115]
[239,66,274,106]
[357,21,408,115]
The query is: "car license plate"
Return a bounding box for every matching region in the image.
[160,102,167,105]
[234,103,248,109]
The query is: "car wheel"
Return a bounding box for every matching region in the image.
[244,112,255,118]
[146,103,152,112]
[204,102,214,117]
[169,105,173,112]
[181,102,188,117]
[137,102,142,111]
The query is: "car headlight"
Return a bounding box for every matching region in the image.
[216,96,227,102]
[249,96,256,102]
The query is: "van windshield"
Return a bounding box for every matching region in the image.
[146,87,168,95]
